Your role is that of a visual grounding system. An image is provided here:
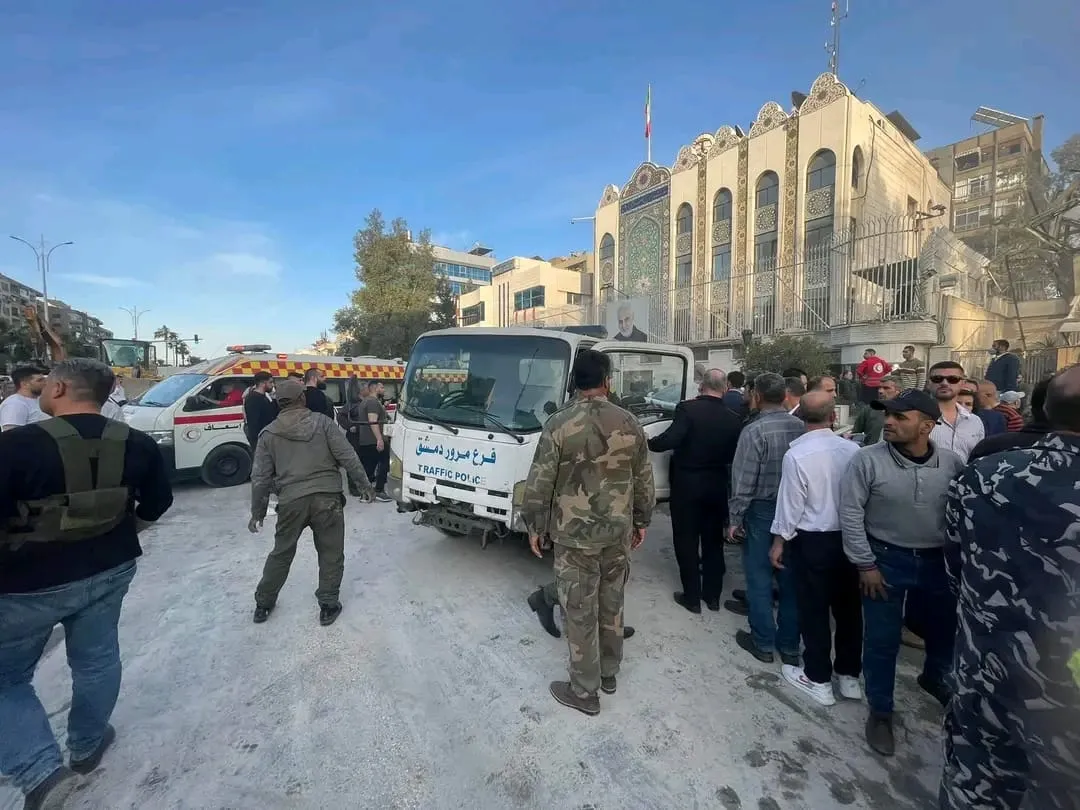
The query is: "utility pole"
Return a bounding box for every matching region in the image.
[826,0,850,77]
[118,305,151,340]
[9,235,74,320]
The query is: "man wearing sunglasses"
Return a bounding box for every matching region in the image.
[927,361,984,462]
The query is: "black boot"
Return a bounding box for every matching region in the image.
[527,588,560,638]
[673,591,702,614]
[70,724,116,775]
[319,603,342,626]
[253,606,273,624]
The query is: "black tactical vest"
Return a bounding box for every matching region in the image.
[2,417,132,549]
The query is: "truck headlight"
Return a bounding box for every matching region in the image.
[389,449,402,479]
[146,430,174,447]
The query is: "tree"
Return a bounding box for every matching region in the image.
[334,209,447,358]
[153,325,174,366]
[0,317,36,369]
[431,276,458,330]
[174,340,190,365]
[1048,133,1080,197]
[61,335,99,359]
[740,333,831,377]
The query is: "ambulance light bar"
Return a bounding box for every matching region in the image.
[226,344,273,353]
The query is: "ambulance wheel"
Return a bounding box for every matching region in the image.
[201,444,253,487]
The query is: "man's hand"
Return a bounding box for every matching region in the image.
[355,487,375,503]
[726,525,745,544]
[769,537,785,570]
[528,534,544,558]
[248,517,263,534]
[859,567,888,600]
[631,527,646,550]
[376,438,385,452]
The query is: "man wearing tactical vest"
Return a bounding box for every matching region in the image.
[249,378,375,627]
[0,358,174,810]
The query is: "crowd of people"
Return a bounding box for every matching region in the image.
[522,347,1079,810]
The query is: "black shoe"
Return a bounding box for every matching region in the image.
[624,626,636,640]
[70,724,115,775]
[253,606,272,624]
[732,588,748,602]
[549,681,600,715]
[735,630,775,663]
[780,651,800,667]
[527,588,560,638]
[704,597,721,612]
[601,676,617,695]
[723,598,749,617]
[673,591,702,614]
[865,712,895,756]
[319,603,342,626]
[917,673,952,709]
[23,766,79,810]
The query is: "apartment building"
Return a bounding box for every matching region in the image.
[457,252,594,328]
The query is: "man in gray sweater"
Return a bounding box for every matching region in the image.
[839,389,965,757]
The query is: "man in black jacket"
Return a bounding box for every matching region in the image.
[0,359,173,808]
[648,368,744,613]
[303,368,336,420]
[243,371,279,450]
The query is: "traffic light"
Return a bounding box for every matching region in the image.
[193,334,200,344]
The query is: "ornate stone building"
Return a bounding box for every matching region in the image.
[593,72,957,359]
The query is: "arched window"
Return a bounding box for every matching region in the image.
[807,150,837,192]
[753,172,779,334]
[676,203,693,236]
[599,233,615,263]
[712,189,732,224]
[851,146,863,189]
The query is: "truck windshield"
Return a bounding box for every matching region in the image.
[100,339,152,367]
[138,374,209,408]
[402,334,570,433]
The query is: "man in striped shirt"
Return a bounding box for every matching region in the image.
[977,380,1023,432]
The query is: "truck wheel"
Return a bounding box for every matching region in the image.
[201,444,252,487]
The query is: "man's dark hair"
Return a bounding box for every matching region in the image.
[755,372,788,405]
[303,368,321,384]
[929,360,964,376]
[365,379,381,392]
[252,371,273,386]
[288,371,303,380]
[12,364,48,389]
[727,370,745,389]
[1030,376,1051,424]
[807,375,834,392]
[995,338,1010,350]
[51,358,115,406]
[864,348,876,354]
[572,349,612,391]
[781,367,806,380]
[1044,367,1080,432]
[785,376,806,397]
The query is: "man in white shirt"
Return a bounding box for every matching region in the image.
[101,377,126,420]
[926,361,984,462]
[112,375,127,405]
[769,390,862,707]
[0,364,49,430]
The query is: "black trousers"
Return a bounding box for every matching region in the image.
[670,480,727,603]
[357,443,388,493]
[788,530,862,684]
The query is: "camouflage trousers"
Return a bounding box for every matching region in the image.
[541,562,631,608]
[554,542,629,699]
[940,690,1080,809]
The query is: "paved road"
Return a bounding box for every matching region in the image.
[1,485,944,809]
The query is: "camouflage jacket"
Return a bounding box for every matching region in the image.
[521,396,654,550]
[945,433,1080,710]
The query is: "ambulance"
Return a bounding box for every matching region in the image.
[121,345,405,487]
[389,327,696,546]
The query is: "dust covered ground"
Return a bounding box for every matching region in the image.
[1,484,945,810]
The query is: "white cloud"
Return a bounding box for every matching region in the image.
[199,252,282,278]
[431,229,474,250]
[58,272,142,288]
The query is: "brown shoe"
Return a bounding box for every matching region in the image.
[549,681,600,715]
[901,628,926,650]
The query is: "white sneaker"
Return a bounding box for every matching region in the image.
[781,665,836,706]
[836,674,863,701]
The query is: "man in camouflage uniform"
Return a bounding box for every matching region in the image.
[940,365,1080,809]
[521,349,654,715]
[526,580,635,639]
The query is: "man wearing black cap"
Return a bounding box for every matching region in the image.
[838,389,965,757]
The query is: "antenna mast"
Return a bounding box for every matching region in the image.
[826,0,850,77]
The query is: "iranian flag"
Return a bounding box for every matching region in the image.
[644,85,652,139]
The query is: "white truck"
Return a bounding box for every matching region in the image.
[388,326,696,546]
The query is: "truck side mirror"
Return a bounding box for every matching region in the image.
[185,396,199,411]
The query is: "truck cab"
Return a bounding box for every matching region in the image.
[389,327,696,545]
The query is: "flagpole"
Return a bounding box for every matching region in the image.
[645,84,652,164]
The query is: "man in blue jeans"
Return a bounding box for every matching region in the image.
[838,389,964,757]
[726,372,804,664]
[0,359,173,808]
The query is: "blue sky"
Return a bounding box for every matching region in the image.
[0,0,1074,358]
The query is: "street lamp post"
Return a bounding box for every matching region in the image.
[9,235,74,320]
[118,306,151,340]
